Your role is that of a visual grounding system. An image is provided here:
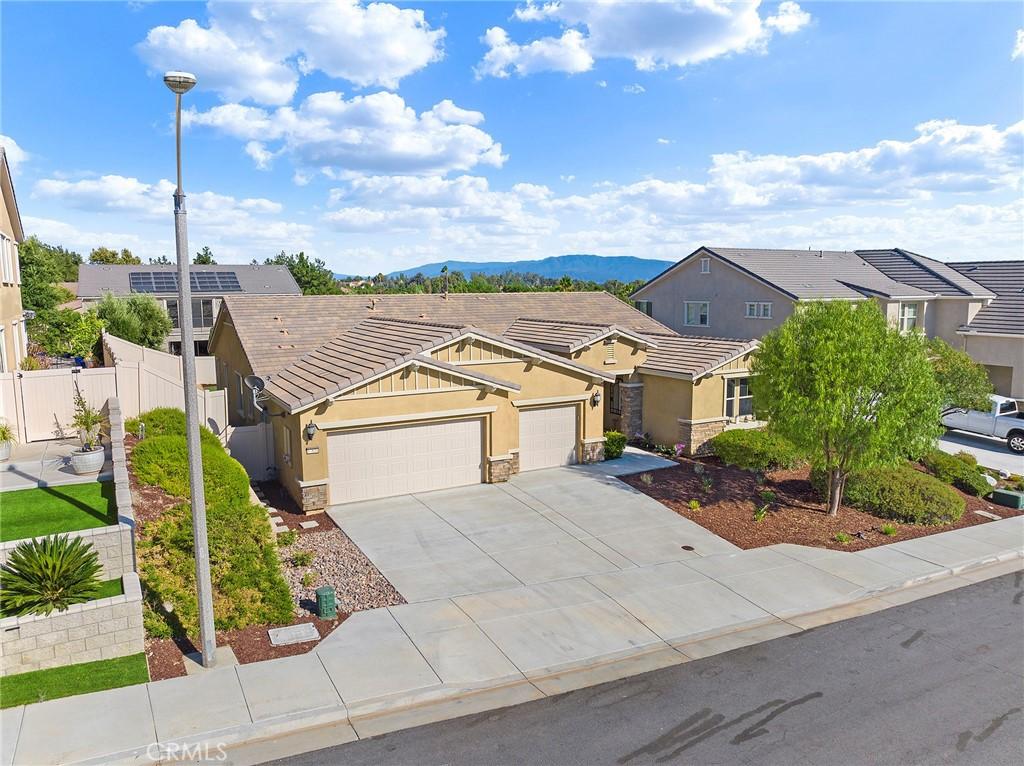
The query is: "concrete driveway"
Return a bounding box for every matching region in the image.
[937,431,1024,474]
[327,460,738,603]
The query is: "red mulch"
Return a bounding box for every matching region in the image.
[256,481,338,533]
[622,457,1022,552]
[146,615,347,682]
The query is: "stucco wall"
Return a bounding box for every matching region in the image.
[568,336,647,375]
[632,252,792,339]
[209,314,258,426]
[639,373,693,446]
[0,186,23,372]
[962,334,1024,399]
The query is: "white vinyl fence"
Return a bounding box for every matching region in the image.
[225,423,276,481]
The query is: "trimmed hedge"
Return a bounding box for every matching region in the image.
[921,449,990,497]
[125,407,219,447]
[814,465,965,525]
[604,431,627,460]
[130,413,292,638]
[708,428,804,473]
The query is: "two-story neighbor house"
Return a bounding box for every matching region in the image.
[75,263,301,355]
[631,246,1019,400]
[0,148,27,372]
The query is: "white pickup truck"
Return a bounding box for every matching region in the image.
[941,395,1024,454]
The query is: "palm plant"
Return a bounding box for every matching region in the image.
[0,535,102,616]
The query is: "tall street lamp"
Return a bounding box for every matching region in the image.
[164,71,217,668]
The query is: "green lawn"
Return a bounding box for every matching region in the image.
[0,482,116,542]
[0,653,149,708]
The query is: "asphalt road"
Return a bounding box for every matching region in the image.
[270,572,1024,766]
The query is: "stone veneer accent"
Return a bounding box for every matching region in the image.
[487,452,520,483]
[300,482,329,513]
[618,382,644,438]
[678,418,727,456]
[581,439,605,463]
[0,573,145,676]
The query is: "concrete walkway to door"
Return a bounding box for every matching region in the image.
[326,453,734,603]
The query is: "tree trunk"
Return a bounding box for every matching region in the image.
[827,467,843,517]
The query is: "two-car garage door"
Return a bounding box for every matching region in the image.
[327,419,483,505]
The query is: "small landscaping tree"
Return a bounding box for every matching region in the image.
[96,293,172,350]
[27,308,104,358]
[751,301,943,516]
[925,337,994,412]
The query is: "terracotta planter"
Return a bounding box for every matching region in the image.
[70,446,105,474]
[0,440,11,462]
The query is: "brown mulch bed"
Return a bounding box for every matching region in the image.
[622,457,1022,552]
[256,480,336,533]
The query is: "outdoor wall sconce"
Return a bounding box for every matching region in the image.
[591,391,602,407]
[304,422,319,442]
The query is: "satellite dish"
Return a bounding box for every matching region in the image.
[243,375,266,393]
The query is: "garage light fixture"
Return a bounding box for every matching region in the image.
[591,391,602,407]
[304,422,319,441]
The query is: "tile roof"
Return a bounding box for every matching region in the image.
[76,263,301,299]
[704,247,934,300]
[857,249,993,298]
[220,292,672,377]
[639,334,760,379]
[947,261,1024,336]
[504,317,656,353]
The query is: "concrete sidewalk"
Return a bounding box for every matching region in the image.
[3,516,1021,766]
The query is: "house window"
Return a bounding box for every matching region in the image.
[633,300,653,317]
[0,235,12,284]
[899,302,919,333]
[745,302,773,319]
[700,257,711,274]
[725,377,753,419]
[166,298,216,329]
[282,425,292,466]
[0,327,7,373]
[609,381,622,415]
[684,301,710,327]
[166,299,179,329]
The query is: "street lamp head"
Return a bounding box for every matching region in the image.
[163,71,197,95]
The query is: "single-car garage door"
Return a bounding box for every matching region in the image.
[519,405,578,472]
[327,419,483,505]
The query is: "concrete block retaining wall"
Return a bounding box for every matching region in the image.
[0,523,134,580]
[0,572,145,676]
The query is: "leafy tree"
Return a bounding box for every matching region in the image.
[17,236,75,312]
[557,275,573,291]
[89,246,140,265]
[96,293,172,350]
[751,301,943,516]
[925,337,994,412]
[264,251,340,295]
[149,255,172,265]
[27,308,104,358]
[193,246,216,264]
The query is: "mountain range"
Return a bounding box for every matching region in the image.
[380,254,674,283]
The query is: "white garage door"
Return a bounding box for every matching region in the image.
[328,419,483,505]
[519,405,578,472]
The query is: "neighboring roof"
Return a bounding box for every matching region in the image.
[947,261,1024,336]
[76,264,301,298]
[218,292,672,378]
[504,317,656,354]
[0,148,25,242]
[856,249,993,298]
[638,334,759,380]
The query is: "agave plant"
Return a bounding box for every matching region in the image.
[0,535,102,616]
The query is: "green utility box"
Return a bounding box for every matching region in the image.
[989,488,1024,510]
[316,586,337,619]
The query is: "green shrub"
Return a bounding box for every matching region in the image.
[834,532,853,545]
[604,431,627,460]
[921,449,990,497]
[0,535,102,616]
[709,428,804,473]
[130,407,219,447]
[277,529,298,547]
[132,426,292,637]
[953,451,978,467]
[880,523,898,537]
[292,551,313,567]
[829,465,966,525]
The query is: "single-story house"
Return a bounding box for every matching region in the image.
[209,292,757,510]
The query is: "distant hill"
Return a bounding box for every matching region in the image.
[382,254,674,283]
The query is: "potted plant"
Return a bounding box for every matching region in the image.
[0,421,14,462]
[69,390,106,474]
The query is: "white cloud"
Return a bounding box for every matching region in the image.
[1014,28,1024,60]
[596,79,607,88]
[184,91,505,175]
[476,27,592,78]
[137,0,445,105]
[657,138,673,145]
[623,83,645,95]
[477,1,812,78]
[0,135,29,172]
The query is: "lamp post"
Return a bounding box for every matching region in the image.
[164,71,217,668]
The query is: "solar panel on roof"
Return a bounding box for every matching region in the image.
[128,270,242,293]
[192,272,242,292]
[129,272,178,293]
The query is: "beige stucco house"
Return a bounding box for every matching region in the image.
[632,246,1019,400]
[0,149,27,373]
[209,293,756,511]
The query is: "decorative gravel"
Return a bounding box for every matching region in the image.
[278,529,405,616]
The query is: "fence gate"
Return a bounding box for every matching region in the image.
[225,423,276,482]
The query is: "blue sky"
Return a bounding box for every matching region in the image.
[2,1,1022,274]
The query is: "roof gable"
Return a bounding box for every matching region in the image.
[857,249,993,298]
[948,260,1024,336]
